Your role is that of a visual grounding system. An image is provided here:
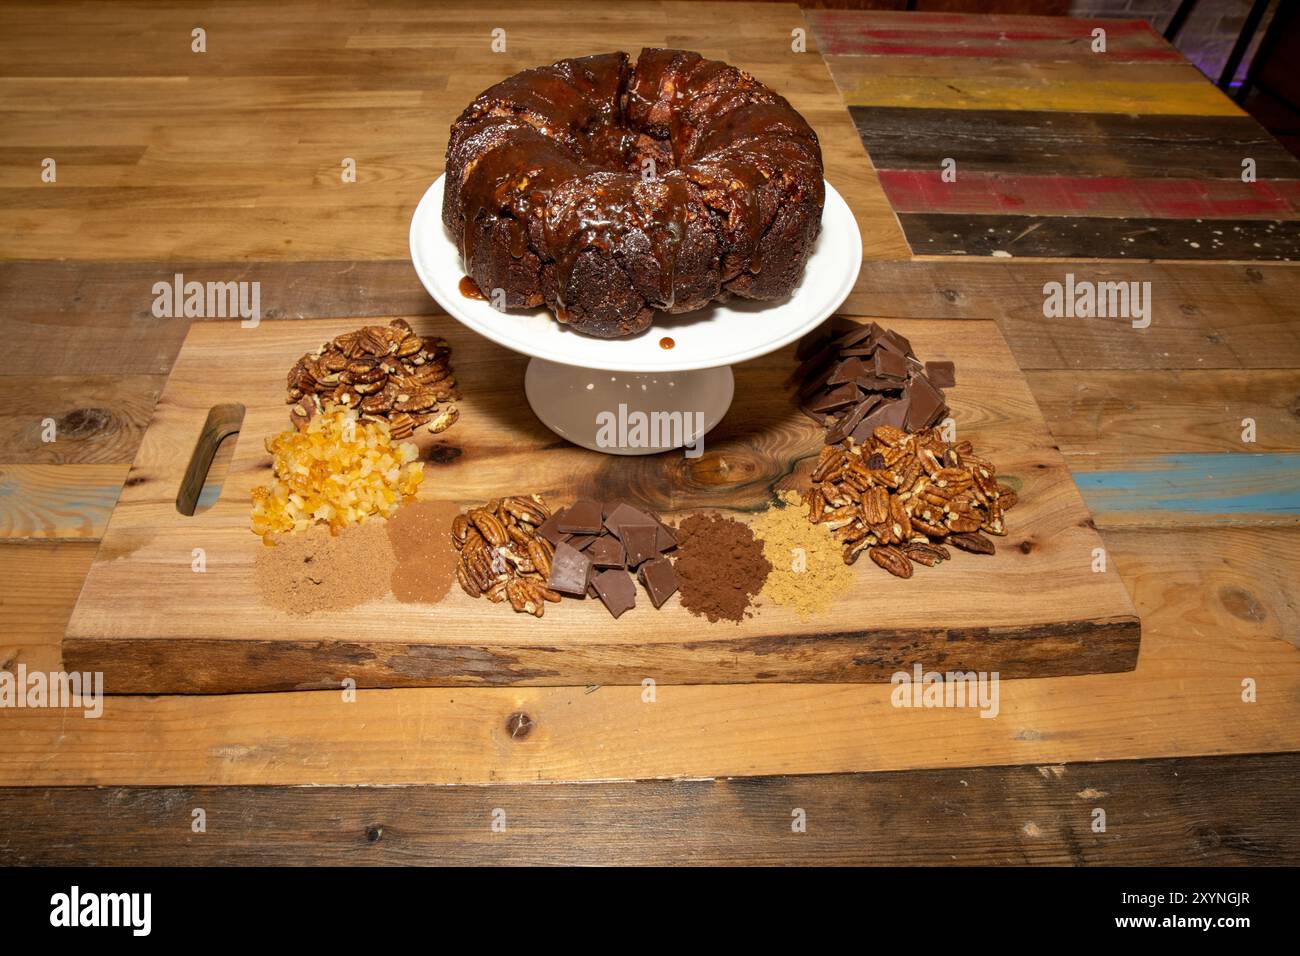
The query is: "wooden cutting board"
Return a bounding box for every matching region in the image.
[64,316,1140,693]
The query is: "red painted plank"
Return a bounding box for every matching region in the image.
[878,170,1300,220]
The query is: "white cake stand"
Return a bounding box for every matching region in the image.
[409,175,861,454]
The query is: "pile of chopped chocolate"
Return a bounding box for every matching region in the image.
[789,319,955,444]
[537,499,679,618]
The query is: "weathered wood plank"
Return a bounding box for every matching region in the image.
[825,52,1215,90]
[0,644,61,677]
[879,170,1300,220]
[0,374,163,464]
[3,526,1295,786]
[901,213,1300,260]
[0,260,437,376]
[0,542,97,645]
[808,10,1182,61]
[843,261,1300,372]
[840,75,1240,115]
[0,464,125,540]
[1026,369,1300,455]
[847,107,1300,180]
[2,753,1297,865]
[1076,453,1300,529]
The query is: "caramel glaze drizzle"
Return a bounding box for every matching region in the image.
[458,275,486,300]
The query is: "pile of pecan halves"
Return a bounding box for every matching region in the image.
[805,425,1017,578]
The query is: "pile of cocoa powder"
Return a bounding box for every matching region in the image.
[386,499,461,604]
[671,512,771,623]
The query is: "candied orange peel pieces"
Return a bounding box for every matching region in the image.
[250,404,423,542]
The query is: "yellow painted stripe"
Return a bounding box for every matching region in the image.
[842,77,1243,116]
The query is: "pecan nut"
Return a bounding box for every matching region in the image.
[949,532,996,555]
[869,545,913,579]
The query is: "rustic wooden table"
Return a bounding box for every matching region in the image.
[1,1,1298,865]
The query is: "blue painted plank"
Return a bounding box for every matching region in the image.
[1076,453,1300,517]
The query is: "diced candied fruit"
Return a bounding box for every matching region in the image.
[249,405,424,537]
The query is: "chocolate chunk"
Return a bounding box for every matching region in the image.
[826,395,881,445]
[826,315,865,337]
[796,362,838,401]
[586,534,626,568]
[850,374,900,391]
[557,498,603,534]
[874,348,909,382]
[880,328,914,357]
[536,511,570,547]
[826,356,871,386]
[638,557,678,609]
[873,334,905,358]
[795,328,831,360]
[852,397,910,442]
[566,533,598,551]
[785,342,836,389]
[904,375,948,432]
[603,502,653,541]
[924,361,956,388]
[832,321,878,349]
[591,569,636,618]
[805,382,861,414]
[621,522,660,568]
[546,541,592,596]
[653,518,677,552]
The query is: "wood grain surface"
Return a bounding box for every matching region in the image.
[62,317,1138,692]
[0,2,1297,867]
[0,0,910,263]
[3,752,1297,865]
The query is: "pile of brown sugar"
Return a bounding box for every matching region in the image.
[255,519,395,615]
[751,490,854,619]
[385,499,461,604]
[671,512,771,623]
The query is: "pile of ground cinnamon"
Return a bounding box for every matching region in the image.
[255,519,396,615]
[671,512,771,623]
[751,490,854,619]
[385,499,461,604]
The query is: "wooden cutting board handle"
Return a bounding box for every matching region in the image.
[176,403,245,516]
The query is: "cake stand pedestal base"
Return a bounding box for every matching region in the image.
[523,358,734,456]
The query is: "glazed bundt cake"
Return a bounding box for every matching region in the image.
[442,49,825,338]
